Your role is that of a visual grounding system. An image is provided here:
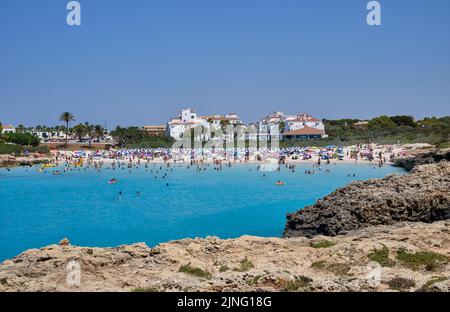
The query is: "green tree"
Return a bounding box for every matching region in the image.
[110,126,174,148]
[72,123,87,142]
[391,115,416,128]
[59,112,75,147]
[369,115,397,130]
[4,133,40,147]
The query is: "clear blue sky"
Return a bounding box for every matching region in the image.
[1,0,449,128]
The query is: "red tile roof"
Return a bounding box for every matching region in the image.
[282,126,324,136]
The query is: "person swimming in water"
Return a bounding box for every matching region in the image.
[118,191,122,201]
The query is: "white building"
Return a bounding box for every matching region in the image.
[259,112,326,140]
[166,108,210,140]
[167,109,245,141]
[285,113,325,132]
[1,124,16,134]
[32,131,66,141]
[202,113,244,140]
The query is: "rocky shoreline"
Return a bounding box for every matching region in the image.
[0,155,50,168]
[394,149,450,170]
[0,221,449,292]
[284,162,450,238]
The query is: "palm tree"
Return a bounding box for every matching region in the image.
[0,122,3,139]
[59,112,75,147]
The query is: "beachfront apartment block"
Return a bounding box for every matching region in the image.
[1,124,16,134]
[142,125,166,136]
[166,109,244,140]
[259,112,326,140]
[166,108,210,140]
[165,109,326,141]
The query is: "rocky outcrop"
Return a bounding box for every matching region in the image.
[394,149,450,170]
[0,221,449,292]
[284,162,450,238]
[0,155,49,168]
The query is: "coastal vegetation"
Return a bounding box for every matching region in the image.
[420,276,448,292]
[110,126,175,148]
[179,264,212,280]
[0,129,48,155]
[396,248,448,272]
[2,132,40,147]
[310,240,336,249]
[367,245,395,267]
[310,261,351,276]
[0,143,49,155]
[233,257,255,272]
[277,276,312,292]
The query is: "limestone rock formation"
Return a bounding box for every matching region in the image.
[284,162,450,238]
[0,221,449,292]
[394,149,450,170]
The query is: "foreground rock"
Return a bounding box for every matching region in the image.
[394,149,450,170]
[0,221,450,291]
[0,221,449,292]
[284,162,450,238]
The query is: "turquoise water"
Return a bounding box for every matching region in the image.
[0,163,405,261]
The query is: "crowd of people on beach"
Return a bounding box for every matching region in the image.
[3,144,405,202]
[55,144,396,165]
